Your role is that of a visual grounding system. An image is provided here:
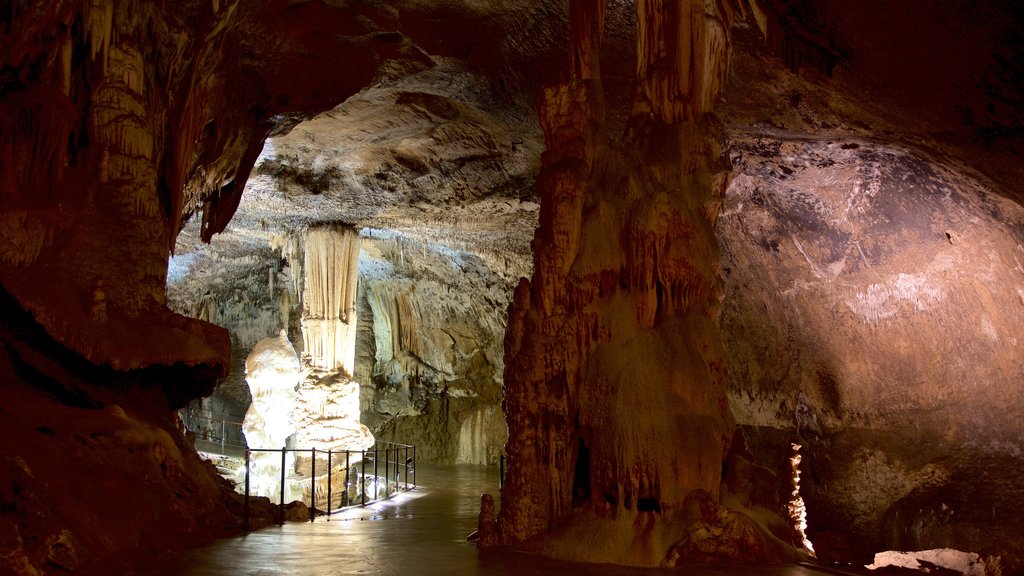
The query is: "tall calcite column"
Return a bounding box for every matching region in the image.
[301,225,361,376]
[498,0,751,565]
[295,224,374,451]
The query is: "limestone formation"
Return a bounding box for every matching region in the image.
[301,225,361,376]
[359,233,509,463]
[715,18,1024,568]
[2,0,1024,574]
[242,331,301,501]
[292,370,374,453]
[496,0,763,565]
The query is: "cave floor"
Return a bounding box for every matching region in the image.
[133,464,863,576]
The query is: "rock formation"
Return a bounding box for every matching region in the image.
[292,371,374,453]
[715,13,1024,570]
[358,233,509,463]
[2,0,1023,573]
[242,331,300,501]
[496,0,784,565]
[300,225,361,376]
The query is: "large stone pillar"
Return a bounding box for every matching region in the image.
[243,330,301,500]
[497,0,755,565]
[295,224,374,452]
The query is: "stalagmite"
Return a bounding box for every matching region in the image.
[494,0,781,566]
[242,330,302,501]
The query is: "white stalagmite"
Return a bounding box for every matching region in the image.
[301,225,360,376]
[242,330,303,501]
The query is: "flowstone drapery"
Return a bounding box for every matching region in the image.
[301,225,361,376]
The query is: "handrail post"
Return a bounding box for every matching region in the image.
[244,448,251,531]
[404,446,409,490]
[361,450,366,507]
[373,447,379,502]
[385,447,390,499]
[310,448,316,522]
[327,450,332,520]
[344,450,350,507]
[413,446,417,488]
[279,447,286,525]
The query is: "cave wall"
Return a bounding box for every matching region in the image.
[715,19,1024,570]
[0,0,421,374]
[1,2,424,572]
[359,233,509,464]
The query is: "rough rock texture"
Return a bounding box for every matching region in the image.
[168,50,540,465]
[0,0,422,374]
[717,9,1024,571]
[293,369,375,453]
[495,0,799,566]
[299,225,361,376]
[0,1,425,572]
[0,287,239,575]
[358,232,509,463]
[4,0,1024,573]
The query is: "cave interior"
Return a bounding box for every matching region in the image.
[1,0,1023,574]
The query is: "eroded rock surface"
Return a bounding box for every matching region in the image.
[717,17,1024,571]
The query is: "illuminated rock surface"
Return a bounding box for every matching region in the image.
[242,331,301,501]
[1,0,1023,574]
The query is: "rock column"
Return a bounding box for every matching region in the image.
[497,0,744,564]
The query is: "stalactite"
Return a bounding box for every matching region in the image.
[59,34,73,98]
[301,225,361,376]
[84,0,115,71]
[496,1,743,564]
[0,87,76,202]
[570,0,606,83]
[635,0,741,122]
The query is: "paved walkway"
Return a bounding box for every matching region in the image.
[135,464,860,576]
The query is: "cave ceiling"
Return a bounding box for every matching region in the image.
[172,56,544,286]
[173,0,1023,288]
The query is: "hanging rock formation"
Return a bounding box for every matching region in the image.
[301,225,361,376]
[0,0,422,376]
[0,2,423,572]
[359,232,509,463]
[3,0,1024,573]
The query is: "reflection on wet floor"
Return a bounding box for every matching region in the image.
[136,464,852,576]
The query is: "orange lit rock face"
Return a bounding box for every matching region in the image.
[496,0,792,565]
[3,0,1024,573]
[0,2,422,573]
[0,0,419,373]
[716,21,1024,570]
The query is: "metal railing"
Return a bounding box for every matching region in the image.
[179,408,246,457]
[243,441,417,529]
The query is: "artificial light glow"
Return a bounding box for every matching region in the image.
[788,442,816,556]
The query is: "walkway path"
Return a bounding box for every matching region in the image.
[135,464,861,576]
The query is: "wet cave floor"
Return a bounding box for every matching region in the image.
[134,464,864,576]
